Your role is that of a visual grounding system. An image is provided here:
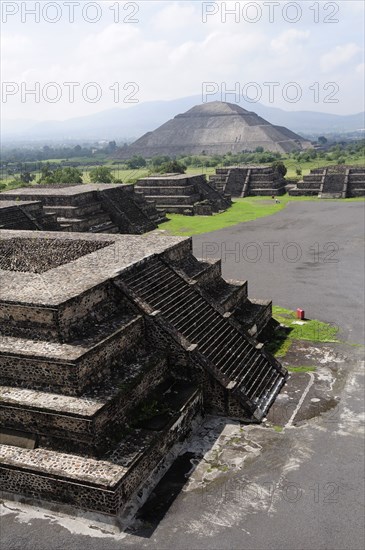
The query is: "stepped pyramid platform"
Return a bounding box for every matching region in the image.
[0,200,62,231]
[289,166,365,198]
[135,173,231,215]
[116,101,311,158]
[0,230,287,516]
[209,166,286,197]
[0,183,166,234]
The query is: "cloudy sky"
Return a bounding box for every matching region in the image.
[1,0,364,121]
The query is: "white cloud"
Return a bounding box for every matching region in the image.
[270,30,310,55]
[1,1,364,119]
[152,2,198,31]
[320,43,361,73]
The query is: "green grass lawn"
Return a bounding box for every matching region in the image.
[2,154,364,186]
[159,194,364,236]
[284,156,365,179]
[267,306,339,358]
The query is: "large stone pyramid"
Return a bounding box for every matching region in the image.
[117,101,311,158]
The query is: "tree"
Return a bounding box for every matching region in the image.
[38,166,83,184]
[20,171,35,184]
[89,166,115,183]
[271,160,287,178]
[158,160,186,174]
[150,155,171,169]
[125,155,146,169]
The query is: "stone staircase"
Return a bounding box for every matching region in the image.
[289,168,324,196]
[135,174,230,215]
[209,167,285,197]
[320,172,345,199]
[347,168,365,197]
[0,201,61,231]
[97,186,156,234]
[289,166,365,198]
[119,257,287,420]
[245,169,285,196]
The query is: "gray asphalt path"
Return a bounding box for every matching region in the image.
[193,201,365,342]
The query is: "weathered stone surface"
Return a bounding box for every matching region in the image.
[0,229,286,516]
[209,166,286,197]
[0,183,165,234]
[289,166,365,198]
[135,173,231,215]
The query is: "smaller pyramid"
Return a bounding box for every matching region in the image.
[117,101,312,158]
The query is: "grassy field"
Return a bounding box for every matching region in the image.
[1,153,364,186]
[159,194,364,236]
[0,165,216,187]
[266,306,339,358]
[283,156,364,178]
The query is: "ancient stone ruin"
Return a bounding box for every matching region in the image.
[135,173,231,215]
[289,166,365,198]
[209,166,286,197]
[116,101,312,158]
[0,183,165,234]
[0,230,287,516]
[0,200,62,231]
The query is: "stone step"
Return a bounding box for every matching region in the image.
[248,181,282,188]
[319,193,342,199]
[234,299,272,337]
[135,185,198,196]
[0,352,167,454]
[122,257,286,419]
[155,205,194,214]
[171,256,220,283]
[0,279,132,342]
[57,213,112,232]
[97,187,157,234]
[0,207,37,231]
[246,188,286,196]
[203,278,248,312]
[0,384,201,516]
[0,314,144,395]
[289,188,318,196]
[43,202,104,219]
[141,195,200,206]
[91,221,120,234]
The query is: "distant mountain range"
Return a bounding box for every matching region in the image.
[2,95,364,143]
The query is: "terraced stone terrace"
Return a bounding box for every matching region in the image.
[209,166,286,197]
[0,230,287,516]
[135,173,231,215]
[0,200,61,231]
[0,183,165,235]
[289,166,365,198]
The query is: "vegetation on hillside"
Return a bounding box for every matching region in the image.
[1,139,364,189]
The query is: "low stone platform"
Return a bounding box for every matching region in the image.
[0,229,287,516]
[135,173,231,215]
[0,200,61,231]
[209,166,286,197]
[0,183,166,234]
[289,166,365,198]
